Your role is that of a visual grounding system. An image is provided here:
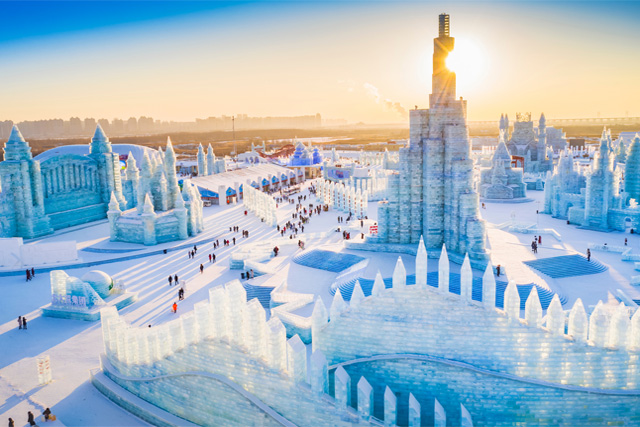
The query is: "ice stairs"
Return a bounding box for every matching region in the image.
[523,254,608,279]
[331,273,565,311]
[293,249,366,273]
[243,282,274,308]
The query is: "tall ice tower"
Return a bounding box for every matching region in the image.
[376,13,487,260]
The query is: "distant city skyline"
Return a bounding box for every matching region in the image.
[1,1,639,124]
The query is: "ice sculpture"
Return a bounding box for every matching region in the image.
[371,271,386,297]
[545,294,565,335]
[415,237,428,288]
[567,298,588,342]
[438,244,449,293]
[504,280,520,320]
[482,262,496,309]
[350,280,365,308]
[392,257,406,288]
[460,254,472,302]
[315,179,368,218]
[524,286,542,327]
[479,130,527,200]
[243,185,277,226]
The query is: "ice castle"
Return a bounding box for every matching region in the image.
[544,130,640,231]
[501,112,557,173]
[478,131,527,200]
[197,143,226,176]
[375,14,487,261]
[107,138,205,245]
[0,125,127,239]
[289,140,322,166]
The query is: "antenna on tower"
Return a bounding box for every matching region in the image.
[439,13,450,38]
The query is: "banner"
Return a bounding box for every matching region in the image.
[37,355,52,385]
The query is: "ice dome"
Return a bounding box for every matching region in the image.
[81,270,113,298]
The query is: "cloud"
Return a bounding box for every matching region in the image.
[364,83,407,118]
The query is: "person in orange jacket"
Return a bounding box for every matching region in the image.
[172,302,177,313]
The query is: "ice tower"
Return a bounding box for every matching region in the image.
[377,14,487,260]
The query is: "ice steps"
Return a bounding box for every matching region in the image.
[523,254,608,279]
[331,272,566,311]
[243,282,274,308]
[293,249,366,273]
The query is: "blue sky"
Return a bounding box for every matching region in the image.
[1,1,639,123]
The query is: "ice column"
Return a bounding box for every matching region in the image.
[434,398,446,427]
[524,286,543,327]
[460,253,472,302]
[546,294,565,334]
[310,350,328,394]
[504,280,520,320]
[408,393,421,427]
[357,376,373,420]
[384,386,397,427]
[415,236,428,288]
[482,262,496,309]
[392,257,406,288]
[334,366,351,408]
[286,334,307,383]
[438,244,449,293]
[567,298,588,342]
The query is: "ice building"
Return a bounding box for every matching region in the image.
[196,143,226,176]
[544,130,640,231]
[95,251,640,425]
[501,112,554,174]
[625,134,640,202]
[375,14,487,261]
[478,131,526,200]
[359,149,399,170]
[316,179,368,217]
[289,140,322,166]
[0,125,130,239]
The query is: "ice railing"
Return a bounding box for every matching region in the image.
[588,243,640,284]
[313,239,640,370]
[315,178,368,218]
[99,279,472,427]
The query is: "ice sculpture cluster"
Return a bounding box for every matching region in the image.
[315,179,368,217]
[345,168,389,201]
[196,143,226,176]
[0,124,128,238]
[98,279,473,426]
[289,140,322,166]
[544,130,640,231]
[500,112,557,173]
[49,269,111,310]
[373,15,487,261]
[242,185,277,226]
[478,130,526,200]
[359,149,399,170]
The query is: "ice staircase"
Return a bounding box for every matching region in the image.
[523,254,608,279]
[331,273,565,311]
[242,282,274,309]
[293,249,366,273]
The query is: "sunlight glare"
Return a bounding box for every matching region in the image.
[446,38,488,86]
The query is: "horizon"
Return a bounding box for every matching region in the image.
[1,1,639,124]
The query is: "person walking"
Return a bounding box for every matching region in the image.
[31,268,35,278]
[200,264,204,274]
[538,236,542,245]
[26,269,31,282]
[233,237,236,245]
[212,254,216,263]
[172,302,177,313]
[496,265,501,277]
[8,417,14,427]
[17,316,22,330]
[168,275,173,286]
[188,251,192,259]
[625,238,628,246]
[27,411,35,426]
[22,317,27,330]
[174,274,179,285]
[587,248,591,262]
[209,254,212,263]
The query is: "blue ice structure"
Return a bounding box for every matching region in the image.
[289,140,323,166]
[94,242,640,426]
[42,269,136,321]
[0,124,129,238]
[374,15,487,261]
[544,130,640,230]
[196,143,226,176]
[502,112,560,173]
[478,131,527,200]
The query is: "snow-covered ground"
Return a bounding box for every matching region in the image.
[1,182,637,426]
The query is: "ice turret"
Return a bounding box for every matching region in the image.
[3,125,32,161]
[524,286,542,327]
[567,298,588,342]
[392,257,406,288]
[504,280,520,320]
[415,236,428,288]
[438,244,449,293]
[371,270,386,296]
[545,294,564,334]
[90,124,112,154]
[460,254,472,303]
[350,280,365,308]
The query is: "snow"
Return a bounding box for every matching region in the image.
[2,178,639,425]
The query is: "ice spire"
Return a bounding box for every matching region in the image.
[371,270,386,296]
[567,298,588,342]
[482,262,496,309]
[524,286,542,327]
[197,143,207,176]
[539,112,546,129]
[108,191,121,212]
[8,125,25,143]
[329,288,347,320]
[438,244,449,293]
[90,124,111,154]
[142,193,155,214]
[545,294,565,335]
[392,256,406,288]
[207,144,215,175]
[350,280,365,308]
[3,125,32,161]
[504,280,520,320]
[415,236,428,288]
[460,253,472,302]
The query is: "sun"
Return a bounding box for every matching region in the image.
[445,38,488,87]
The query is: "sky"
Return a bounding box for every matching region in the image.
[0,1,639,124]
